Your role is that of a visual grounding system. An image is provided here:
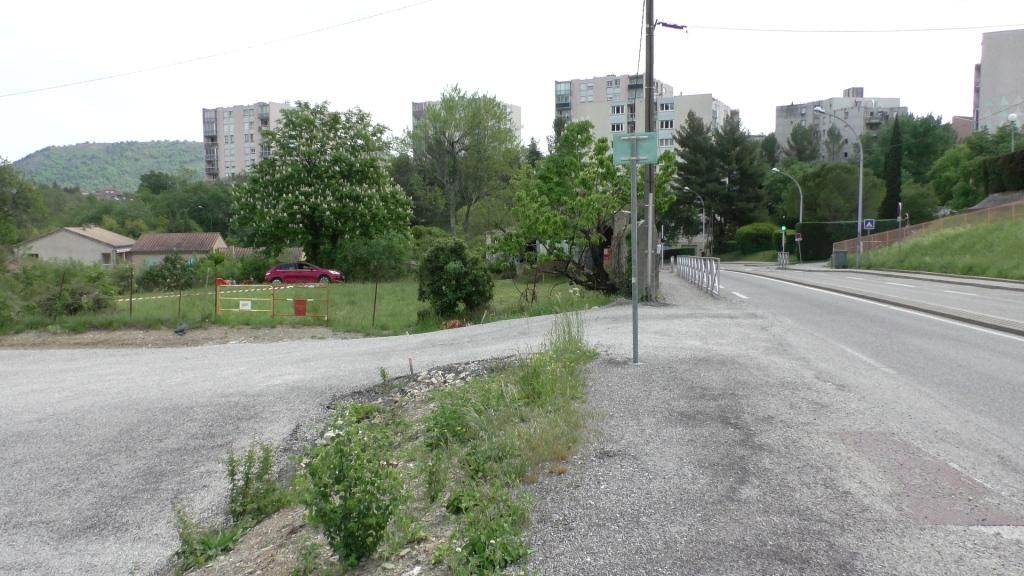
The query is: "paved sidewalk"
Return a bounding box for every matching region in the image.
[525,276,1024,575]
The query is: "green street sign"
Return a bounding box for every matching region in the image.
[612,132,659,165]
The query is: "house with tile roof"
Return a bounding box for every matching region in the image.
[129,232,227,271]
[15,226,135,267]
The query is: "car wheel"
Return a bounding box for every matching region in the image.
[270,278,283,285]
[318,275,331,284]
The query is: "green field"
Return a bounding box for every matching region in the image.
[9,278,609,336]
[861,219,1024,279]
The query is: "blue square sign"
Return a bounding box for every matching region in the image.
[863,219,876,231]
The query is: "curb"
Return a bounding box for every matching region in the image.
[731,269,1024,338]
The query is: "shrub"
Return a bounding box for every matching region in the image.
[225,443,288,526]
[173,507,245,574]
[417,238,494,318]
[441,486,530,575]
[337,234,411,282]
[982,149,1024,195]
[138,254,198,292]
[302,405,402,566]
[735,222,777,254]
[19,261,117,319]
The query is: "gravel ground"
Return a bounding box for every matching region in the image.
[525,275,1024,575]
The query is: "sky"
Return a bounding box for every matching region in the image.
[1,0,1020,163]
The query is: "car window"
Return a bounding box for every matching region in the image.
[279,264,294,271]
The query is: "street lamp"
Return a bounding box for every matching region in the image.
[770,167,804,226]
[1010,113,1019,152]
[683,187,706,255]
[814,105,864,268]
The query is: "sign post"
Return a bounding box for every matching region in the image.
[613,132,658,365]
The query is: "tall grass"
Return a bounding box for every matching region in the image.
[2,278,609,336]
[861,220,1024,279]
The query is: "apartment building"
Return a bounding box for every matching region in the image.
[775,88,906,161]
[411,100,523,138]
[553,74,732,152]
[202,101,289,180]
[975,29,1024,133]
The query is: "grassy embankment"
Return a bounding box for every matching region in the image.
[4,277,609,335]
[861,219,1024,280]
[175,315,596,575]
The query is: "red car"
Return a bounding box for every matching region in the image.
[264,262,344,284]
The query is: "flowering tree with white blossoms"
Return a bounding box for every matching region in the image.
[234,102,412,268]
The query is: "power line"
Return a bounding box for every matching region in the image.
[0,0,436,99]
[687,22,1024,34]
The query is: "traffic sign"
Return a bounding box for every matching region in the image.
[795,232,803,242]
[863,219,876,231]
[612,132,659,165]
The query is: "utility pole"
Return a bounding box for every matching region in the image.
[643,0,656,300]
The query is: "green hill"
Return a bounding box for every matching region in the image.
[862,218,1024,279]
[13,141,203,192]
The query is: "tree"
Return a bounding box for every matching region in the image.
[786,124,821,161]
[508,121,624,291]
[669,112,719,242]
[340,233,411,327]
[899,181,939,224]
[824,125,844,162]
[863,114,956,184]
[0,160,46,245]
[389,150,443,228]
[233,102,411,268]
[524,138,544,167]
[760,133,780,167]
[408,87,520,238]
[797,162,884,222]
[714,112,766,237]
[928,128,1011,209]
[548,116,568,154]
[879,116,903,218]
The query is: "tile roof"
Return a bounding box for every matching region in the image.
[64,226,135,248]
[131,233,225,253]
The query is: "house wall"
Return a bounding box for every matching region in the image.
[18,231,123,267]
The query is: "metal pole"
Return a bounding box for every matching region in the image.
[644,0,656,301]
[856,133,864,268]
[630,152,640,365]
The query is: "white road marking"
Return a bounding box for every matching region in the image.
[944,290,978,297]
[731,291,749,300]
[847,276,864,280]
[885,282,916,288]
[729,272,1024,344]
[833,341,896,374]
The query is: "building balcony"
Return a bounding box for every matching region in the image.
[556,101,571,109]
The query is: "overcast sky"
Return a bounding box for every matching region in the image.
[1,0,1020,162]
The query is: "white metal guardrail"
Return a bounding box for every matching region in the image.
[672,256,721,296]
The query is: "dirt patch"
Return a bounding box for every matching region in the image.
[0,326,362,349]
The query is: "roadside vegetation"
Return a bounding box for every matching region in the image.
[861,219,1024,279]
[172,315,595,575]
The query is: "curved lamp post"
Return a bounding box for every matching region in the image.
[683,186,706,255]
[1010,112,1018,152]
[814,105,864,268]
[770,167,804,226]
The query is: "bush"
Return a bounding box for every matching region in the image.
[226,443,288,526]
[417,238,494,319]
[771,229,797,254]
[138,254,198,292]
[16,261,117,319]
[302,405,402,567]
[441,485,530,575]
[735,222,777,254]
[982,149,1024,195]
[336,234,411,282]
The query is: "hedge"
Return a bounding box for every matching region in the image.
[982,149,1024,195]
[735,223,777,254]
[797,220,900,261]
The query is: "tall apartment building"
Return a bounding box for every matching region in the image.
[202,101,289,180]
[775,88,906,161]
[975,28,1024,133]
[411,100,523,138]
[553,74,732,153]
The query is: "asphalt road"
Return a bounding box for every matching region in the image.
[526,270,1024,575]
[4,271,1024,575]
[728,264,1024,326]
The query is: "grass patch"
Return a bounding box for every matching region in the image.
[2,277,609,336]
[862,219,1024,279]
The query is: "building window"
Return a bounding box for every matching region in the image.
[224,123,234,133]
[659,102,675,112]
[611,123,624,132]
[658,138,674,147]
[224,134,234,144]
[243,133,254,143]
[243,108,254,118]
[244,121,254,131]
[555,82,571,96]
[658,119,674,130]
[223,110,233,120]
[611,105,624,115]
